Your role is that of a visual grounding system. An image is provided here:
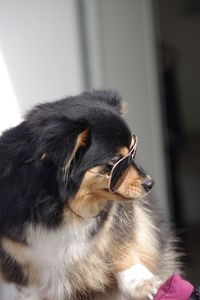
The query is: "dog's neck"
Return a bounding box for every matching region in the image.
[65,192,110,221]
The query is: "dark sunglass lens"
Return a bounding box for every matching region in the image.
[109,155,131,192]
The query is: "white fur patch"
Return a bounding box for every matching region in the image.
[0,283,38,300]
[116,263,153,297]
[24,220,97,300]
[0,283,18,300]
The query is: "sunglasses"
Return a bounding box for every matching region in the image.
[89,135,138,193]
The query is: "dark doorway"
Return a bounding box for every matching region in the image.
[156,0,200,286]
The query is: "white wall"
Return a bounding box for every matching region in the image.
[82,0,169,214]
[0,0,84,132]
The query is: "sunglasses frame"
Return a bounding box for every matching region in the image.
[88,134,138,193]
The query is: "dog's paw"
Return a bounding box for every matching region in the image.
[129,276,161,300]
[116,264,162,300]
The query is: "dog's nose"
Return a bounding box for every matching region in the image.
[142,178,154,192]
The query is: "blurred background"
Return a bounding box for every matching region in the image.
[0,0,199,286]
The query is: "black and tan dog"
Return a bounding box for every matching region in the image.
[0,91,181,299]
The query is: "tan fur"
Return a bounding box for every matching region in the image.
[67,252,114,294]
[120,101,127,117]
[112,203,159,273]
[132,204,159,270]
[119,146,129,156]
[2,237,30,265]
[77,128,89,147]
[117,167,145,199]
[130,136,136,148]
[63,128,88,173]
[1,237,39,285]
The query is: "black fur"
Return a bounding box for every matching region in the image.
[0,90,131,240]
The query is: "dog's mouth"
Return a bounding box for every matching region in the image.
[102,188,136,201]
[102,181,153,201]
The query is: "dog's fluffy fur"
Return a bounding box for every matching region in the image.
[0,90,181,300]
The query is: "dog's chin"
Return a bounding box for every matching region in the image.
[102,188,147,202]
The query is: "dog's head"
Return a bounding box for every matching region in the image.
[0,90,154,230]
[26,90,154,203]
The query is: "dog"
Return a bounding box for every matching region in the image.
[0,90,181,300]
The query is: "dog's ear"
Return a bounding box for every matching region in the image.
[82,90,127,116]
[36,117,89,168]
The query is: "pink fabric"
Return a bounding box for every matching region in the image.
[154,273,194,300]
